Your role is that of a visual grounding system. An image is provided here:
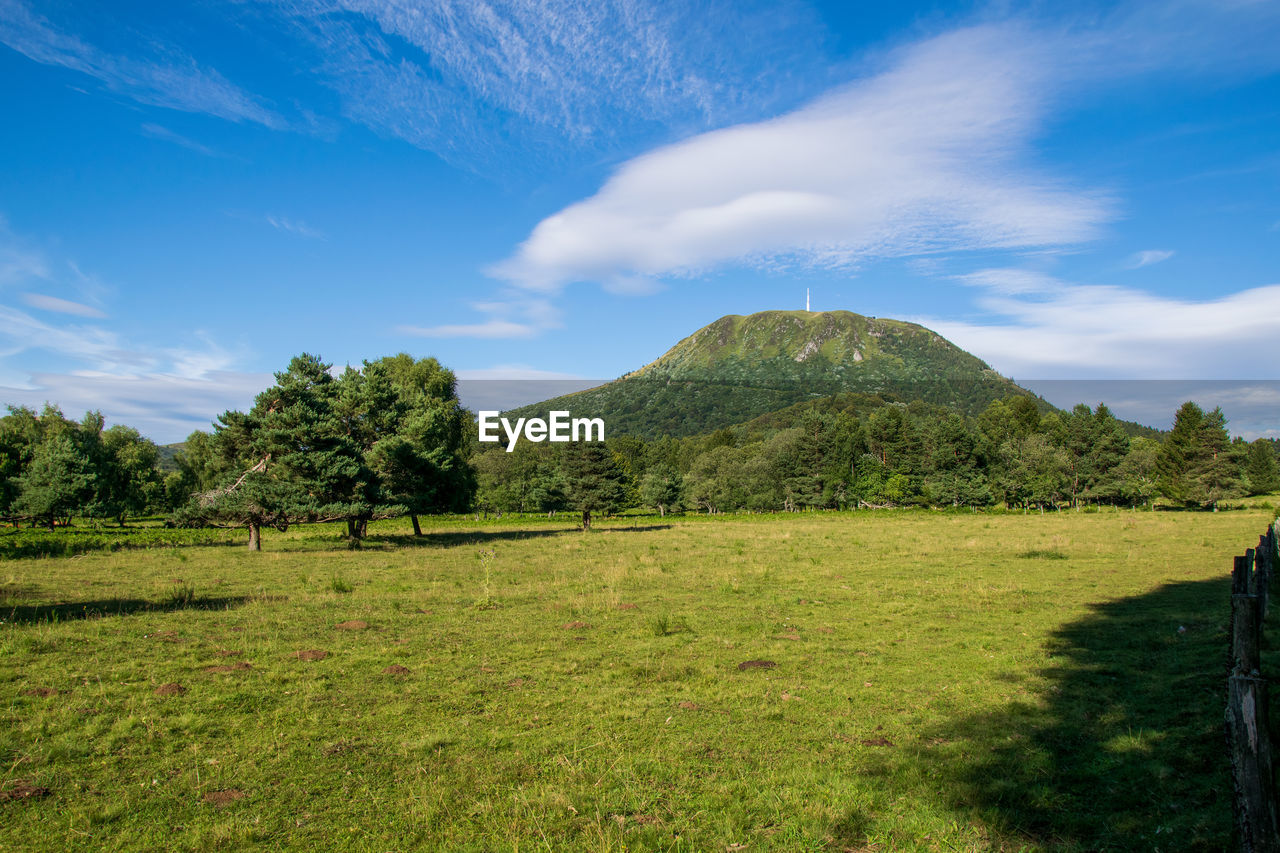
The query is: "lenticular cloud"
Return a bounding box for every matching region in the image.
[491,25,1109,293]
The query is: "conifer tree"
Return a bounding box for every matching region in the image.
[562,442,628,529]
[14,431,96,530]
[1245,439,1280,495]
[1156,401,1205,505]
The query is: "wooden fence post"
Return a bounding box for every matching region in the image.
[1258,533,1273,621]
[1227,673,1280,852]
[1233,590,1262,676]
[1235,552,1255,596]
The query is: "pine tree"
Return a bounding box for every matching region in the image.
[364,354,475,535]
[14,432,96,530]
[1245,439,1280,495]
[1194,408,1244,507]
[1083,403,1130,505]
[562,442,628,529]
[1156,401,1205,505]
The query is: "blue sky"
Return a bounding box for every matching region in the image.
[1,0,1278,442]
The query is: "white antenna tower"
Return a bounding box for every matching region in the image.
[806,288,810,312]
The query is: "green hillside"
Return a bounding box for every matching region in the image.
[510,310,1032,438]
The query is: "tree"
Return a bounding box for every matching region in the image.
[364,354,474,534]
[1245,439,1280,496]
[14,431,96,530]
[94,425,163,525]
[997,434,1069,510]
[178,409,300,550]
[0,406,46,522]
[1082,403,1130,505]
[1194,407,1244,508]
[638,464,682,516]
[1156,402,1245,508]
[1156,402,1205,505]
[922,412,991,508]
[562,442,628,529]
[1113,437,1160,508]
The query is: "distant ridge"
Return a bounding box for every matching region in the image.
[509,310,1038,438]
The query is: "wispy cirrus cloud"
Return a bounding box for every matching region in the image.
[255,0,826,166]
[140,123,228,158]
[1125,249,1174,268]
[19,292,106,318]
[398,296,561,339]
[0,220,262,441]
[0,0,283,128]
[489,25,1110,294]
[265,215,324,239]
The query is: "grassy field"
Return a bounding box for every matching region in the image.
[0,509,1273,851]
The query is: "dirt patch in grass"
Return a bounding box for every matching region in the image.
[202,789,244,807]
[148,630,181,643]
[774,631,801,641]
[860,737,895,747]
[214,649,241,658]
[336,620,369,631]
[561,620,591,629]
[20,687,58,698]
[0,781,51,801]
[203,662,252,674]
[737,660,777,671]
[295,649,328,661]
[676,700,699,710]
[506,677,533,689]
[154,682,187,697]
[616,603,638,610]
[382,665,410,676]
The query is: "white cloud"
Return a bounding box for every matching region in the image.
[455,365,585,380]
[265,215,325,239]
[140,123,227,158]
[0,0,283,127]
[398,295,561,339]
[1,370,271,444]
[400,319,538,339]
[919,269,1280,379]
[256,0,825,167]
[0,219,261,441]
[1021,379,1280,440]
[19,292,106,318]
[1125,249,1174,268]
[490,25,1109,293]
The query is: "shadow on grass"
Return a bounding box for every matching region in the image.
[2,596,254,625]
[839,578,1236,850]
[368,524,673,548]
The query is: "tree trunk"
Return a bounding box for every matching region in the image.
[46,515,55,532]
[658,504,665,517]
[358,518,367,538]
[248,522,261,551]
[411,514,422,537]
[582,508,591,530]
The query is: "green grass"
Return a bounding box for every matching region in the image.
[0,509,1271,851]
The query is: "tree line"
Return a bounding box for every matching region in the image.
[3,354,1278,546]
[473,395,1280,516]
[1,353,475,549]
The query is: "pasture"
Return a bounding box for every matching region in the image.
[0,509,1271,851]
